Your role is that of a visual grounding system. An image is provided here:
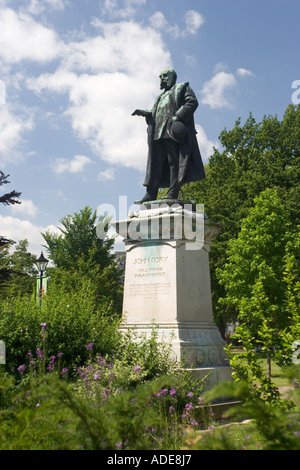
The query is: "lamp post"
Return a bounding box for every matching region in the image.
[36,251,48,304]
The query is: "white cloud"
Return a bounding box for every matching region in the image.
[236,67,255,78]
[103,0,146,19]
[184,10,205,35]
[0,80,6,105]
[27,21,171,172]
[184,54,198,67]
[10,199,39,218]
[213,62,229,74]
[201,65,255,109]
[0,7,63,63]
[0,215,60,255]
[149,10,204,38]
[26,0,67,15]
[98,168,115,181]
[201,71,237,109]
[196,125,219,163]
[52,154,92,174]
[0,104,34,165]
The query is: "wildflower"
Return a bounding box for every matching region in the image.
[97,356,105,365]
[102,388,110,400]
[186,392,193,398]
[61,368,68,378]
[47,356,56,371]
[36,403,40,407]
[185,402,193,412]
[116,442,123,450]
[57,352,64,358]
[40,322,46,329]
[134,365,142,372]
[155,388,168,398]
[36,347,43,360]
[170,388,177,397]
[86,342,94,351]
[17,364,26,375]
[93,374,101,380]
[169,406,175,415]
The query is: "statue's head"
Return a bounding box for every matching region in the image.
[159,67,177,90]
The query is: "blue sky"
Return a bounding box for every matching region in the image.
[0,0,299,255]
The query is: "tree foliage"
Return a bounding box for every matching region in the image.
[0,171,21,206]
[217,189,299,388]
[180,104,300,332]
[0,239,37,297]
[42,206,123,312]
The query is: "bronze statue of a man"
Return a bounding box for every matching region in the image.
[132,67,205,202]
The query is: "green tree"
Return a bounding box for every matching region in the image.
[0,171,21,207]
[42,206,123,312]
[0,239,37,297]
[180,104,300,334]
[217,188,299,380]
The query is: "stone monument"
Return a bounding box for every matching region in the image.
[112,68,232,388]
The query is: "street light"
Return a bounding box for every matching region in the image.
[36,251,48,303]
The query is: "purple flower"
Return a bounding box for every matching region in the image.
[36,347,43,360]
[97,356,105,365]
[61,368,68,378]
[57,352,64,358]
[170,388,177,397]
[185,402,193,411]
[17,364,26,375]
[169,406,175,415]
[40,322,46,329]
[86,342,94,351]
[186,392,193,398]
[47,356,56,371]
[102,388,110,400]
[155,388,168,398]
[134,365,142,372]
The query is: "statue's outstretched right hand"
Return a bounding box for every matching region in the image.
[132,109,151,117]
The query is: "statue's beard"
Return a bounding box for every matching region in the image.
[160,80,171,90]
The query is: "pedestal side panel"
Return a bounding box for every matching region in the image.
[176,242,214,323]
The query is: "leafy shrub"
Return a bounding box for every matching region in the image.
[0,331,204,450]
[184,365,300,450]
[0,277,121,376]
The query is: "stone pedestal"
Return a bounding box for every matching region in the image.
[112,201,232,388]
